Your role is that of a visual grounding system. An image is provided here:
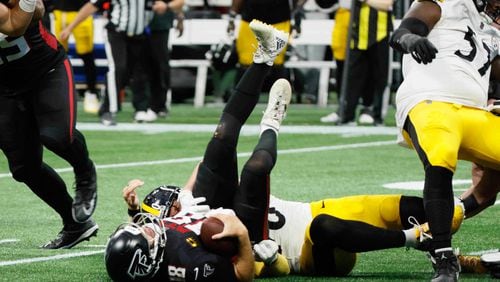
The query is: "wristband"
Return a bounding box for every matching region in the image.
[128,208,140,217]
[19,0,36,13]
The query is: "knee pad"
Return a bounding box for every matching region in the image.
[330,248,357,277]
[451,197,465,234]
[379,196,401,226]
[309,215,356,276]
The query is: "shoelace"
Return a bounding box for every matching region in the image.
[408,216,433,242]
[253,42,276,58]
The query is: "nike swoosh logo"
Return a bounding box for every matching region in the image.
[82,198,96,216]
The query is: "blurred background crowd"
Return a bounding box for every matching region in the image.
[43,0,413,126]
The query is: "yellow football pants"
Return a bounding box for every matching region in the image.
[404,101,500,172]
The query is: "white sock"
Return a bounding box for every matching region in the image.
[435,247,453,254]
[403,229,417,248]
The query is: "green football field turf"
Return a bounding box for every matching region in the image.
[0,103,497,281]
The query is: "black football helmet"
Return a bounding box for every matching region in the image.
[105,213,166,281]
[314,0,338,12]
[141,185,181,218]
[475,0,500,25]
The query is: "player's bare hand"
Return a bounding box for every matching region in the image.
[122,179,144,210]
[59,28,71,41]
[153,1,168,14]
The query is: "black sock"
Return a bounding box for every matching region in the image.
[423,166,454,250]
[310,215,405,253]
[399,196,426,229]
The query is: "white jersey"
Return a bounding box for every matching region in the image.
[395,0,500,146]
[268,195,312,273]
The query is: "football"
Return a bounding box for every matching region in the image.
[200,217,238,257]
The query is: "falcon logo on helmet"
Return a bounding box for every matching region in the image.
[128,249,154,279]
[141,185,181,218]
[105,214,167,281]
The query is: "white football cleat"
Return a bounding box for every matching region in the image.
[358,113,375,125]
[83,91,100,114]
[249,19,289,66]
[261,78,292,133]
[134,109,157,123]
[320,112,339,123]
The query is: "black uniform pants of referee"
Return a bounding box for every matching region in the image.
[101,29,150,115]
[147,29,171,114]
[341,37,389,123]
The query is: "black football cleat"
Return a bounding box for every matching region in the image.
[41,219,98,249]
[430,250,460,282]
[72,162,97,223]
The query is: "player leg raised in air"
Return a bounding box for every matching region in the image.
[105,19,291,281]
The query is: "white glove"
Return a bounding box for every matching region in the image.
[178,190,210,215]
[254,239,279,265]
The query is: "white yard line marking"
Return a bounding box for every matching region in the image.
[0,140,396,178]
[0,239,19,245]
[466,249,500,256]
[83,244,107,248]
[0,250,104,267]
[383,179,472,191]
[75,122,399,136]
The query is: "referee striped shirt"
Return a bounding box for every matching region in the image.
[350,3,393,50]
[92,0,154,37]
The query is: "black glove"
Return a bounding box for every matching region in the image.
[399,33,438,64]
[291,8,304,39]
